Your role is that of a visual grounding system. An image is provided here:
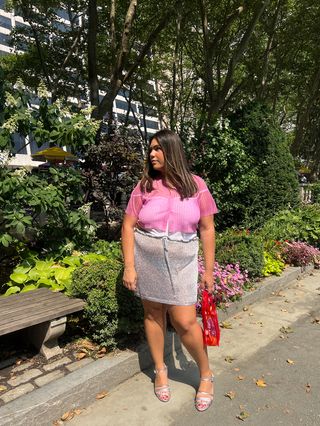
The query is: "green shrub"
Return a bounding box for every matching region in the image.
[71,259,143,349]
[215,230,265,278]
[229,102,299,228]
[258,205,320,248]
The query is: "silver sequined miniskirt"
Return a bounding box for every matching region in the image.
[134,230,199,305]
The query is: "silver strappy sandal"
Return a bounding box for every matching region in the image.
[154,364,171,402]
[195,374,214,412]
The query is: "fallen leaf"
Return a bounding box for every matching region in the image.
[52,421,64,426]
[256,379,267,387]
[237,375,245,380]
[96,353,106,358]
[279,335,285,339]
[220,321,233,329]
[98,347,107,354]
[76,352,87,360]
[79,339,96,351]
[234,367,240,372]
[96,390,109,399]
[249,313,254,317]
[305,383,311,393]
[16,360,22,366]
[281,309,287,312]
[286,359,295,365]
[236,411,250,421]
[284,299,290,303]
[279,326,293,334]
[311,317,320,324]
[225,356,235,363]
[61,411,74,421]
[225,390,236,400]
[0,385,7,392]
[74,409,82,415]
[243,306,249,311]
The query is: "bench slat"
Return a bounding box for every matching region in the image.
[0,300,85,335]
[0,291,70,315]
[0,289,85,336]
[0,296,85,325]
[0,288,51,306]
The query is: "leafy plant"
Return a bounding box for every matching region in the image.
[215,229,265,278]
[3,252,106,296]
[190,120,257,229]
[281,241,320,267]
[258,205,320,248]
[0,166,97,263]
[262,251,285,277]
[0,79,99,153]
[82,126,144,240]
[71,258,143,349]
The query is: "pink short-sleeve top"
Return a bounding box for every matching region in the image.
[125,175,218,234]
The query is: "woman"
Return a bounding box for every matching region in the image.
[121,129,218,412]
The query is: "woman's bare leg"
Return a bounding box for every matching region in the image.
[142,300,168,387]
[168,305,213,395]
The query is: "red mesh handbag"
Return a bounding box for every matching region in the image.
[201,290,220,346]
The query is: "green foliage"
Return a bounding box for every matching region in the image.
[258,205,320,248]
[0,166,97,261]
[71,259,143,349]
[311,183,320,203]
[229,103,300,228]
[91,240,122,261]
[261,251,285,277]
[2,251,106,296]
[0,79,99,153]
[190,120,257,229]
[215,229,265,279]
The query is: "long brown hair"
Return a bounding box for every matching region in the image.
[140,129,198,199]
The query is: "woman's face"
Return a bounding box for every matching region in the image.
[149,138,165,172]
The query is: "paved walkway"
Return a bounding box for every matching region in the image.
[68,271,320,426]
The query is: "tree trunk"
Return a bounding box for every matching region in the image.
[88,0,99,108]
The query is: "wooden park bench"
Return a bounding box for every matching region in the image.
[0,288,85,360]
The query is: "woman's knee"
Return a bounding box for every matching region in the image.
[169,313,197,335]
[143,300,165,321]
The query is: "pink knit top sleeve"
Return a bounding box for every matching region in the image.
[125,175,218,233]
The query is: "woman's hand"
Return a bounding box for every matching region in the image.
[123,266,137,291]
[200,270,215,293]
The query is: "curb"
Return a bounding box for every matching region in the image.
[0,265,314,426]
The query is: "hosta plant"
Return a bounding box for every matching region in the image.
[3,252,106,296]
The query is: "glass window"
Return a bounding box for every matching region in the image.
[55,9,69,21]
[12,134,27,154]
[116,99,137,113]
[145,120,159,130]
[0,32,10,46]
[30,139,50,155]
[15,21,28,29]
[0,15,11,30]
[118,88,130,98]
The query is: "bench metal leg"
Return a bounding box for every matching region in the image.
[27,317,67,360]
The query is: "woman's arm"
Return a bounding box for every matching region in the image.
[121,213,138,291]
[198,215,215,293]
